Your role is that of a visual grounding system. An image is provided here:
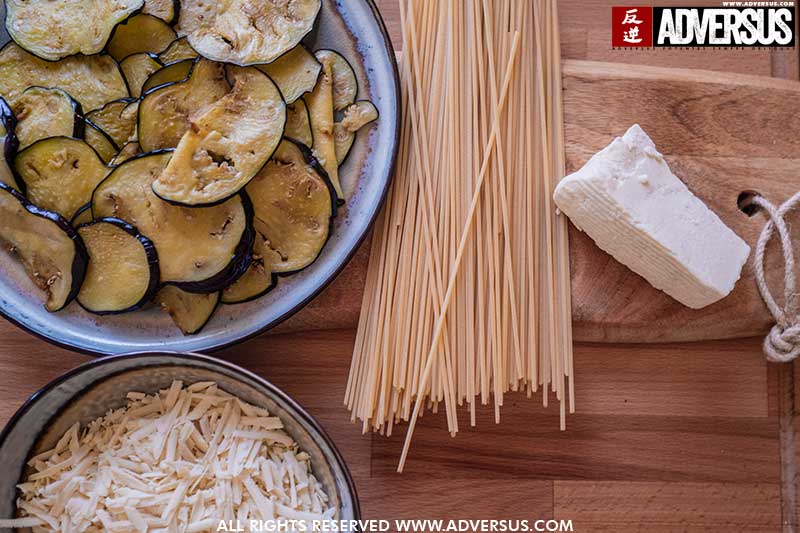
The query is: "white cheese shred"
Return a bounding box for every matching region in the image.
[3,381,334,532]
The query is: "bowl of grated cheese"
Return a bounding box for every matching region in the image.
[0,352,359,532]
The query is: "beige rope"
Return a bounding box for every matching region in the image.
[753,191,800,363]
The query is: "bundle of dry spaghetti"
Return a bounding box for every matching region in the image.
[345,0,572,471]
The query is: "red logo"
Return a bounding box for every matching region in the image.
[612,6,653,47]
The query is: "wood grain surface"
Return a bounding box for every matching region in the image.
[0,2,797,532]
[564,61,800,342]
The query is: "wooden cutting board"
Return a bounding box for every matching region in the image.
[280,60,800,344]
[564,60,800,343]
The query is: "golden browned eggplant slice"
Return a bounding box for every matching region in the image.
[315,49,357,111]
[286,100,313,148]
[152,66,285,207]
[110,142,142,166]
[179,0,321,66]
[155,286,219,335]
[15,137,110,220]
[77,218,159,315]
[0,43,129,111]
[305,58,341,198]
[86,99,139,148]
[143,0,180,24]
[84,121,118,163]
[107,14,178,62]
[258,45,322,104]
[222,232,275,304]
[6,0,144,61]
[141,58,195,94]
[158,37,197,65]
[138,59,229,152]
[246,140,335,274]
[13,87,85,150]
[0,183,87,312]
[92,151,253,291]
[334,100,379,165]
[120,53,163,98]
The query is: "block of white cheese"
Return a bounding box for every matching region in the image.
[553,124,750,309]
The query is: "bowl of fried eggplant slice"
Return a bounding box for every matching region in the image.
[0,0,399,355]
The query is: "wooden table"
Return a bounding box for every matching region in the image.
[0,1,798,531]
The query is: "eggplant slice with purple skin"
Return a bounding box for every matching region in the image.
[221,232,276,305]
[5,0,144,61]
[120,53,163,98]
[141,57,196,94]
[0,97,21,192]
[152,65,286,207]
[12,87,85,150]
[76,218,159,315]
[257,45,322,105]
[15,137,110,220]
[334,100,380,165]
[155,286,220,335]
[71,203,94,227]
[84,120,119,163]
[0,183,87,312]
[0,42,130,112]
[179,0,321,66]
[138,58,230,152]
[92,151,254,293]
[107,14,178,62]
[85,98,139,148]
[158,37,197,65]
[246,139,335,275]
[315,49,358,111]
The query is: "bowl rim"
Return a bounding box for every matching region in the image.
[0,351,361,520]
[0,0,401,357]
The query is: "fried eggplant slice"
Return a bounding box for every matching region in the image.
[222,232,275,304]
[0,43,129,111]
[138,59,229,152]
[77,218,159,315]
[141,58,195,94]
[143,0,180,24]
[158,37,197,64]
[84,121,118,163]
[304,59,341,198]
[315,49,357,111]
[258,45,321,104]
[120,53,163,98]
[107,14,178,62]
[92,151,253,291]
[110,142,142,166]
[285,100,313,147]
[246,140,334,274]
[153,66,285,207]
[86,99,139,148]
[155,286,219,335]
[6,0,144,61]
[0,97,22,192]
[16,137,110,220]
[13,87,84,150]
[0,183,87,312]
[179,0,321,66]
[334,100,379,165]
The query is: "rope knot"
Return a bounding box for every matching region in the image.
[764,323,800,363]
[752,192,800,364]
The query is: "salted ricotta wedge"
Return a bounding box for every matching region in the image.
[553,124,750,309]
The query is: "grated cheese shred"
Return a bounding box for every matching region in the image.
[0,381,334,532]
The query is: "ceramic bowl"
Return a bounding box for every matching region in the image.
[0,0,400,355]
[0,352,359,529]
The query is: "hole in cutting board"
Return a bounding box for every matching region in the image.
[737,190,761,217]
